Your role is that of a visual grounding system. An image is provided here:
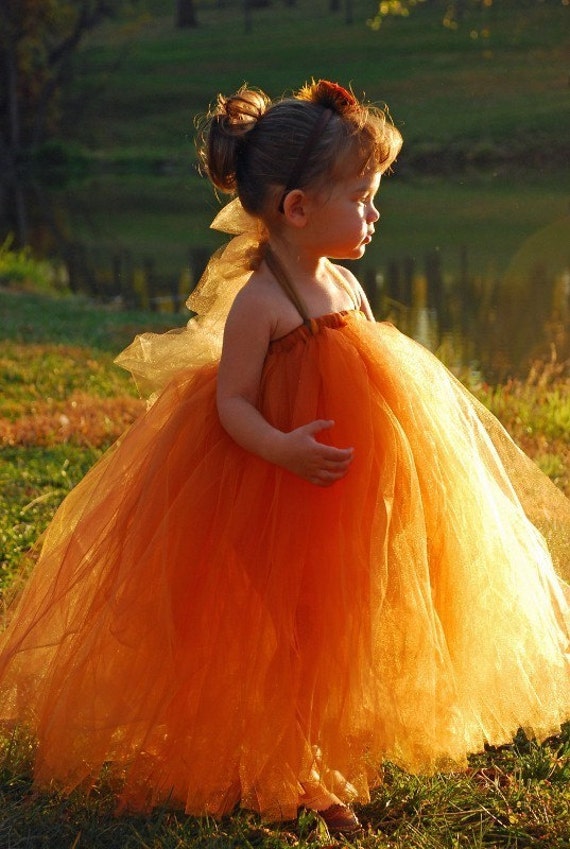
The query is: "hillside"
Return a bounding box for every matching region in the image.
[65,0,569,172]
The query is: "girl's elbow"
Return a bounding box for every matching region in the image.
[216,392,232,429]
[216,392,249,436]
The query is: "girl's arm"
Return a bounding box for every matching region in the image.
[216,287,354,487]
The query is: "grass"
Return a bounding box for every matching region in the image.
[1,727,570,847]
[0,289,185,586]
[472,362,570,494]
[1,289,570,846]
[69,0,569,166]
[0,287,188,350]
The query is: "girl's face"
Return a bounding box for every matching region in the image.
[307,169,381,260]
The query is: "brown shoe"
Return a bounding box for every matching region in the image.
[319,803,363,835]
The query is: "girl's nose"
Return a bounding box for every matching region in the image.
[369,204,380,223]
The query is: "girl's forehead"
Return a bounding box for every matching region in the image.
[343,170,382,192]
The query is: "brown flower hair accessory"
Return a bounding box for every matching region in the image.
[297,79,357,114]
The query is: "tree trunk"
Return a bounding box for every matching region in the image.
[244,0,252,33]
[5,46,20,155]
[1,0,139,168]
[176,0,198,28]
[12,179,30,247]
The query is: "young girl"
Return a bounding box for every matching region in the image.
[1,80,569,836]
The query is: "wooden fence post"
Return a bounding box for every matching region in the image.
[143,258,157,312]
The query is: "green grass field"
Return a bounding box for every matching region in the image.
[71,0,569,166]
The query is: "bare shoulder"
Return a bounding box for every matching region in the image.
[225,267,280,338]
[226,262,304,341]
[330,263,375,321]
[330,262,360,297]
[218,270,280,405]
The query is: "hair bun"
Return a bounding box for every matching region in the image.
[297,79,357,115]
[215,87,270,136]
[196,86,271,195]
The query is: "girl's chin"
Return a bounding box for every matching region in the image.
[327,243,368,260]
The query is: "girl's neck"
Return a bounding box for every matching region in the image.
[266,232,327,283]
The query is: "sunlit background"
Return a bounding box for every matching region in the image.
[1,0,568,380]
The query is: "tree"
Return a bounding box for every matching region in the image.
[370,0,469,29]
[0,0,132,175]
[330,0,354,20]
[176,0,198,28]
[371,0,566,30]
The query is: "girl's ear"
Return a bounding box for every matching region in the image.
[282,189,309,228]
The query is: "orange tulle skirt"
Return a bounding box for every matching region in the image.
[1,311,569,821]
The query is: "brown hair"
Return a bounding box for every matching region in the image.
[196,80,402,221]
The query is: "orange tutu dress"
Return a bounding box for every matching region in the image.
[1,202,569,821]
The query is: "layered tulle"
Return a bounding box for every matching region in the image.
[1,306,569,820]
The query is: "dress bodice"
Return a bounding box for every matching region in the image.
[269,310,365,354]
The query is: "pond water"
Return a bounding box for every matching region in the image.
[1,170,568,382]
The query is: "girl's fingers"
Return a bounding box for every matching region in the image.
[319,444,354,464]
[313,444,354,480]
[307,419,335,434]
[311,463,352,486]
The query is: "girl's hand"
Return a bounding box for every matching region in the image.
[275,420,354,487]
